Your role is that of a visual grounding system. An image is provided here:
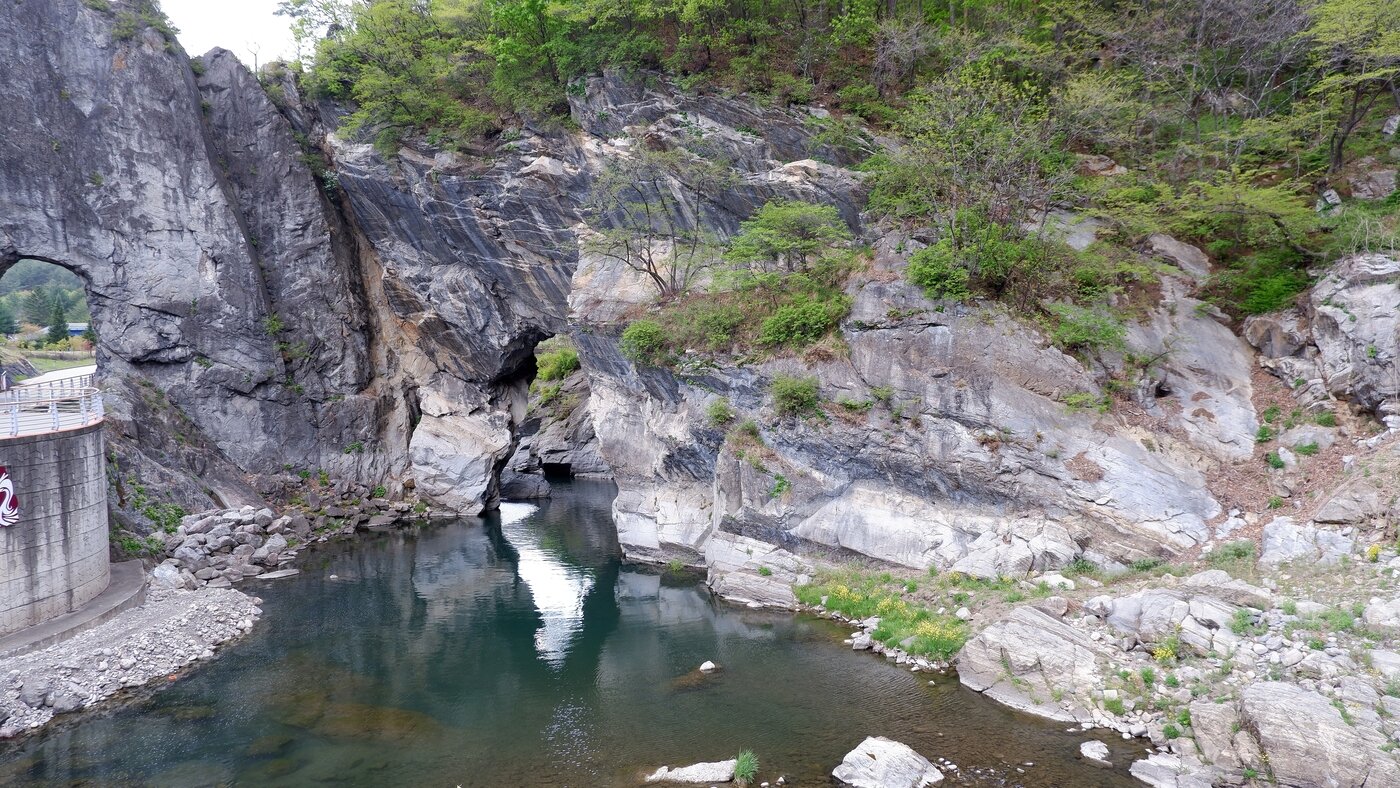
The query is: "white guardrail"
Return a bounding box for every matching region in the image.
[0,385,104,438]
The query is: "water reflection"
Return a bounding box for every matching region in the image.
[499,502,595,667]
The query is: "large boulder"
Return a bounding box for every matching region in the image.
[1180,570,1271,610]
[958,607,1108,722]
[1363,598,1400,633]
[1239,682,1400,786]
[1261,517,1354,566]
[1094,589,1242,656]
[831,737,943,787]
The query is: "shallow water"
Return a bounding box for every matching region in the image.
[0,481,1143,786]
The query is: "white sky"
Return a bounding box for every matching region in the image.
[160,0,295,69]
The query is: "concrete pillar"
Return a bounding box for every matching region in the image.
[0,422,109,636]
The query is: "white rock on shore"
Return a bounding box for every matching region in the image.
[831,736,943,787]
[644,759,736,783]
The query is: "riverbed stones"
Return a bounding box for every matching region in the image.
[0,584,260,737]
[831,736,943,787]
[644,759,736,783]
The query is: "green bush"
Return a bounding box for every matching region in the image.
[770,375,820,417]
[707,398,735,427]
[1265,451,1285,469]
[620,320,668,366]
[1315,411,1337,427]
[535,346,580,382]
[1294,441,1320,456]
[907,241,972,301]
[734,750,759,786]
[1046,303,1126,354]
[1211,540,1256,565]
[757,295,849,346]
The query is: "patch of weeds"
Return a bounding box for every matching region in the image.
[1103,697,1126,715]
[707,398,735,427]
[1293,441,1320,456]
[757,566,773,577]
[770,375,821,417]
[1265,451,1285,469]
[1210,540,1256,566]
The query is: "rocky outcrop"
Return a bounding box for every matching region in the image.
[1246,253,1400,429]
[958,606,1110,723]
[1192,682,1400,787]
[831,736,943,788]
[578,227,1249,585]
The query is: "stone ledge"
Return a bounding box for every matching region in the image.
[0,560,145,659]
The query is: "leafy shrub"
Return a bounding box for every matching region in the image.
[1265,451,1285,469]
[907,241,972,301]
[1293,441,1320,456]
[770,375,820,417]
[758,294,850,346]
[1104,697,1126,715]
[620,320,667,366]
[1256,425,1275,442]
[1163,723,1181,739]
[535,346,580,382]
[1315,411,1337,427]
[1211,540,1256,565]
[707,398,735,427]
[1046,303,1126,354]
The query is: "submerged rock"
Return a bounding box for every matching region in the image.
[831,736,943,787]
[1078,740,1110,767]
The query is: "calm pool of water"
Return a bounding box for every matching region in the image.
[0,481,1142,786]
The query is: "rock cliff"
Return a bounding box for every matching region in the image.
[2,1,1395,589]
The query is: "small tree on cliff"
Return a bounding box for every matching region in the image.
[583,146,736,298]
[46,303,68,346]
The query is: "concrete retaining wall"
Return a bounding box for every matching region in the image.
[0,422,109,637]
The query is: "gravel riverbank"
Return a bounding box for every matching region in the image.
[0,585,261,739]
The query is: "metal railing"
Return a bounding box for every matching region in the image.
[0,386,104,438]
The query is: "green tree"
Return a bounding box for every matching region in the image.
[0,303,17,335]
[583,147,734,297]
[22,290,51,325]
[724,200,852,274]
[46,303,68,346]
[1307,0,1400,172]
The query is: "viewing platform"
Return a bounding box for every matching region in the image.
[0,381,104,438]
[0,373,111,639]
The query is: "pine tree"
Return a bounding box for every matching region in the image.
[46,303,68,346]
[0,303,16,335]
[22,290,51,325]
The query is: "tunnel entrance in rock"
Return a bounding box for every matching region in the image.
[0,258,98,389]
[496,334,609,502]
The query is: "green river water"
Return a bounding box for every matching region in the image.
[0,480,1142,786]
